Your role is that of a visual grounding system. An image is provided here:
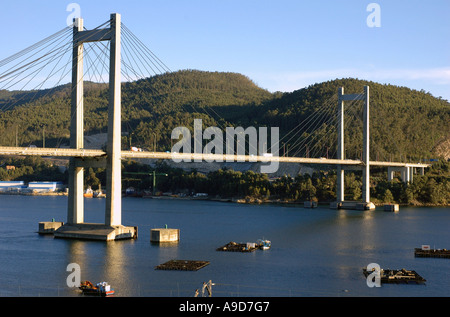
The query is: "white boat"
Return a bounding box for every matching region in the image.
[257,239,271,250]
[79,280,114,296]
[83,187,93,198]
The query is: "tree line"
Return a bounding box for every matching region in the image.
[1,156,447,206]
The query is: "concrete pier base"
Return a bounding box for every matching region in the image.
[150,228,180,243]
[38,221,64,234]
[53,223,137,241]
[384,204,399,212]
[330,201,375,210]
[356,202,376,210]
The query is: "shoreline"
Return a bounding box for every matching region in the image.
[0,191,448,207]
[0,191,67,196]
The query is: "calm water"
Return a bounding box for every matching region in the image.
[0,194,449,297]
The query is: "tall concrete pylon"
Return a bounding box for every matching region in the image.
[57,13,137,240]
[362,86,370,204]
[336,87,345,203]
[332,86,375,210]
[67,16,85,225]
[105,13,122,226]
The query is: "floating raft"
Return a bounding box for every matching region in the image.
[79,281,114,296]
[216,241,258,252]
[415,248,450,258]
[155,260,210,271]
[363,268,426,284]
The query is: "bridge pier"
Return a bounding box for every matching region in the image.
[387,166,418,183]
[336,88,345,203]
[362,86,370,205]
[405,167,411,183]
[54,14,136,241]
[67,160,84,224]
[331,86,375,210]
[105,13,122,227]
[66,18,84,225]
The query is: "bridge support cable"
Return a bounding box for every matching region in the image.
[121,23,267,157]
[0,19,111,93]
[121,23,257,155]
[284,93,353,159]
[0,27,72,84]
[289,96,343,158]
[0,28,73,111]
[0,27,71,67]
[309,93,362,160]
[0,18,114,115]
[121,23,171,74]
[121,24,256,155]
[271,93,337,158]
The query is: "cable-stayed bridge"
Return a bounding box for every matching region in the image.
[0,146,428,168]
[0,13,429,240]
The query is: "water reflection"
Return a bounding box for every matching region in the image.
[152,241,179,263]
[333,209,378,252]
[61,239,137,296]
[2,195,449,297]
[324,209,379,288]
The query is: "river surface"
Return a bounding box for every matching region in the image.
[0,194,449,297]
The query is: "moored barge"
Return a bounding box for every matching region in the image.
[415,247,450,259]
[363,268,426,284]
[216,241,258,252]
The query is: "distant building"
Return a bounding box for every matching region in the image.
[0,181,66,193]
[0,181,25,192]
[27,181,65,193]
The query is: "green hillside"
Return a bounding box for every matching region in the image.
[248,78,450,161]
[0,70,448,162]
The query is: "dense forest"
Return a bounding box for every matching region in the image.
[0,70,448,205]
[0,156,448,206]
[0,70,448,161]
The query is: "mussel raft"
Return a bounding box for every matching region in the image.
[363,268,426,284]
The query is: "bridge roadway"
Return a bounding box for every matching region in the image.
[0,146,430,168]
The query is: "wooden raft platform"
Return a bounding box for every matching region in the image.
[216,241,258,252]
[363,268,426,284]
[155,260,210,271]
[415,248,450,258]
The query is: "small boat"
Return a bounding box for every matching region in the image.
[83,187,93,198]
[94,184,106,198]
[257,239,271,250]
[414,246,450,258]
[79,280,114,296]
[216,241,258,252]
[94,191,106,198]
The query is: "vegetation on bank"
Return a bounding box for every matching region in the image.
[0,156,448,206]
[0,70,448,206]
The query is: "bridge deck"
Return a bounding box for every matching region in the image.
[0,146,429,168]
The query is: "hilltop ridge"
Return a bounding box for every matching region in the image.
[0,70,448,160]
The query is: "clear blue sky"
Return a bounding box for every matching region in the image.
[1,0,449,100]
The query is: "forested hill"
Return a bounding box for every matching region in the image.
[245,78,450,161]
[0,70,448,161]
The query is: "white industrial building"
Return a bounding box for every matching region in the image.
[27,182,65,193]
[0,181,26,192]
[0,181,64,193]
